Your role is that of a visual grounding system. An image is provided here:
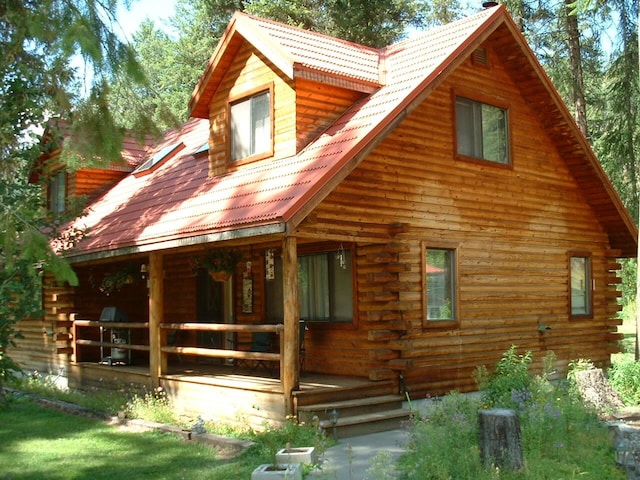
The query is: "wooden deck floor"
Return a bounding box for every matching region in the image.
[73,361,373,394]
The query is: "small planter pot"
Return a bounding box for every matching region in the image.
[275,446,317,465]
[251,463,302,480]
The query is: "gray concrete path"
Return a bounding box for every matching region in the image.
[307,429,409,480]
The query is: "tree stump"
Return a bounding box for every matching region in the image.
[573,368,624,413]
[478,408,524,471]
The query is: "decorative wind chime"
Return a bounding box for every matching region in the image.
[265,249,275,280]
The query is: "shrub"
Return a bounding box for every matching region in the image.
[474,345,534,409]
[609,357,640,405]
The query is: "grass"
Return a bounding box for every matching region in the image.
[0,388,329,480]
[0,396,220,479]
[5,320,640,480]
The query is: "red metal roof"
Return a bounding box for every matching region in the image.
[60,5,638,260]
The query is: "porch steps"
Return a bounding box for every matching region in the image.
[296,391,410,438]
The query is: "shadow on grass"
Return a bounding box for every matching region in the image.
[0,396,257,479]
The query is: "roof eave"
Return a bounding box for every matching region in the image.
[64,221,288,264]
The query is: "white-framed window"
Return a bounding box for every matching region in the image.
[230,90,271,162]
[49,170,66,213]
[570,255,592,316]
[456,96,509,164]
[266,249,353,323]
[425,247,456,322]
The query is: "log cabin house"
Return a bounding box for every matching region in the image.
[14,4,638,435]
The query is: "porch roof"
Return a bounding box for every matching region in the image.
[59,5,638,261]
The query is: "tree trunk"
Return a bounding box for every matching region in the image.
[565,0,588,136]
[478,409,524,471]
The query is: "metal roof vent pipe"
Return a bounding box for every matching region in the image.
[483,1,499,7]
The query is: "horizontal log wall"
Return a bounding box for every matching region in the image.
[295,78,366,151]
[10,276,74,375]
[297,40,623,397]
[70,168,128,202]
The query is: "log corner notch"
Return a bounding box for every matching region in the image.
[478,408,524,472]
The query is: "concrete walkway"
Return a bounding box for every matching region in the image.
[307,428,409,480]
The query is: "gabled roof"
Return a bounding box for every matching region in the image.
[60,5,637,261]
[29,120,153,183]
[189,11,382,118]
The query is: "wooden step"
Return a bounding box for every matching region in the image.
[319,408,410,438]
[293,380,396,407]
[298,394,404,423]
[297,392,410,439]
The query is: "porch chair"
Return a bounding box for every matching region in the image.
[233,331,276,374]
[249,331,274,373]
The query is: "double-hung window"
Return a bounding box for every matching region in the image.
[230,89,272,162]
[456,96,509,164]
[570,255,592,316]
[266,249,354,323]
[49,170,66,213]
[425,247,457,323]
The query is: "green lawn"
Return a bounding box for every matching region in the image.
[0,396,255,479]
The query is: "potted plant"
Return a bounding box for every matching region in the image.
[275,442,317,465]
[192,248,242,281]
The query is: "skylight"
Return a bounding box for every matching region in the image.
[134,142,184,174]
[194,142,209,155]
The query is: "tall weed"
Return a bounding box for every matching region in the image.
[609,357,640,405]
[397,348,625,479]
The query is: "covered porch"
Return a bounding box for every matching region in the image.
[66,358,399,432]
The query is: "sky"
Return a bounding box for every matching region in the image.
[115,0,177,40]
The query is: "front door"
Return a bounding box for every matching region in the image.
[196,271,235,359]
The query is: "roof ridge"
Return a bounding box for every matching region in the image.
[383,6,499,56]
[236,11,382,55]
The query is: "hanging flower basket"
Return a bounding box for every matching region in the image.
[209,271,232,282]
[191,248,242,280]
[98,264,138,296]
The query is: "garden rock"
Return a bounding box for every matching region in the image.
[608,421,640,480]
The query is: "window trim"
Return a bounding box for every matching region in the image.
[453,89,512,167]
[422,242,460,329]
[228,83,274,166]
[569,252,593,319]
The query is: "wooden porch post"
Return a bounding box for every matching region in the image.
[149,252,164,385]
[281,236,299,416]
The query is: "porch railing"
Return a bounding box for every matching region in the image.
[73,320,150,357]
[71,319,284,367]
[159,322,284,364]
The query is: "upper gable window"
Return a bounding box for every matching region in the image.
[456,96,509,164]
[49,170,66,213]
[230,89,272,163]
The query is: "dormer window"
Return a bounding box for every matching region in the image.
[230,87,272,163]
[49,170,66,213]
